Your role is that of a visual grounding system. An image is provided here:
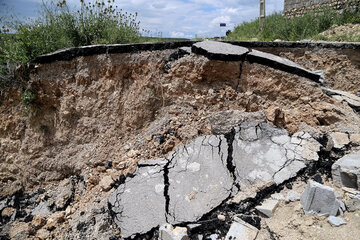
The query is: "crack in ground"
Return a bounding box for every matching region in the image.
[109,132,353,240]
[224,128,241,192]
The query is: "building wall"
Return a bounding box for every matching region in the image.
[284,0,359,17]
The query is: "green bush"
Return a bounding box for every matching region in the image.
[0,0,143,93]
[227,4,360,42]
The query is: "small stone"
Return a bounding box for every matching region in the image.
[45,211,65,230]
[1,207,16,218]
[345,197,360,212]
[159,224,189,240]
[327,216,347,227]
[350,134,360,145]
[99,175,114,191]
[36,229,51,239]
[255,199,279,218]
[31,215,47,230]
[208,234,218,240]
[217,214,226,221]
[285,191,301,203]
[87,175,99,185]
[271,193,285,201]
[9,222,30,239]
[329,132,349,149]
[65,206,74,216]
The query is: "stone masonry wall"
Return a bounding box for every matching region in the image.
[284,0,359,17]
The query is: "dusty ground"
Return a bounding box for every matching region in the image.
[257,179,360,240]
[0,44,360,239]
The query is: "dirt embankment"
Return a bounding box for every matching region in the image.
[0,42,359,239]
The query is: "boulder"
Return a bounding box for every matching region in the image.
[332,151,360,189]
[300,180,340,216]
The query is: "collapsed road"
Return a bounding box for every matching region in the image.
[1,40,360,239]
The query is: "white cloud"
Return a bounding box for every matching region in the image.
[7,0,284,39]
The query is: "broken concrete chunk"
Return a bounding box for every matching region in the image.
[327,216,347,227]
[332,151,360,190]
[232,123,318,188]
[329,132,350,149]
[192,40,249,61]
[225,217,258,240]
[255,199,279,218]
[109,120,320,237]
[159,224,189,240]
[178,47,192,55]
[167,135,233,224]
[99,175,114,191]
[300,180,340,216]
[108,164,167,238]
[345,197,360,212]
[322,88,360,112]
[285,191,301,203]
[247,49,322,83]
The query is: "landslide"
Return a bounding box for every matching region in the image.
[1,47,360,197]
[1,43,360,239]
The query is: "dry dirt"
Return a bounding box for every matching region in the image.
[256,179,360,240]
[0,45,360,239]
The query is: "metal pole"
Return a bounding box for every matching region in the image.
[259,0,266,30]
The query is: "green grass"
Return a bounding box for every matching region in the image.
[227,5,360,42]
[0,0,151,96]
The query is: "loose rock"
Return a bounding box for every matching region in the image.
[327,216,347,227]
[159,224,189,240]
[329,132,350,149]
[285,191,301,203]
[332,151,360,190]
[300,180,340,216]
[255,199,279,218]
[225,217,259,240]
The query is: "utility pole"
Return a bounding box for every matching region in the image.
[259,0,266,30]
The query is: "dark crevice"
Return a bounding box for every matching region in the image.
[164,158,172,222]
[264,222,278,240]
[224,128,241,191]
[235,58,246,92]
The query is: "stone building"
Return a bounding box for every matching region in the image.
[284,0,359,17]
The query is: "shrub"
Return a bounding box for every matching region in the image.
[0,0,142,92]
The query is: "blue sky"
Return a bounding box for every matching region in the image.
[1,0,284,38]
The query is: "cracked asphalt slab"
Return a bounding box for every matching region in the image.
[108,119,321,238]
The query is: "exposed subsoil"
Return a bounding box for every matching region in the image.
[0,42,360,239]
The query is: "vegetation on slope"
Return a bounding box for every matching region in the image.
[0,0,146,94]
[226,5,360,42]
